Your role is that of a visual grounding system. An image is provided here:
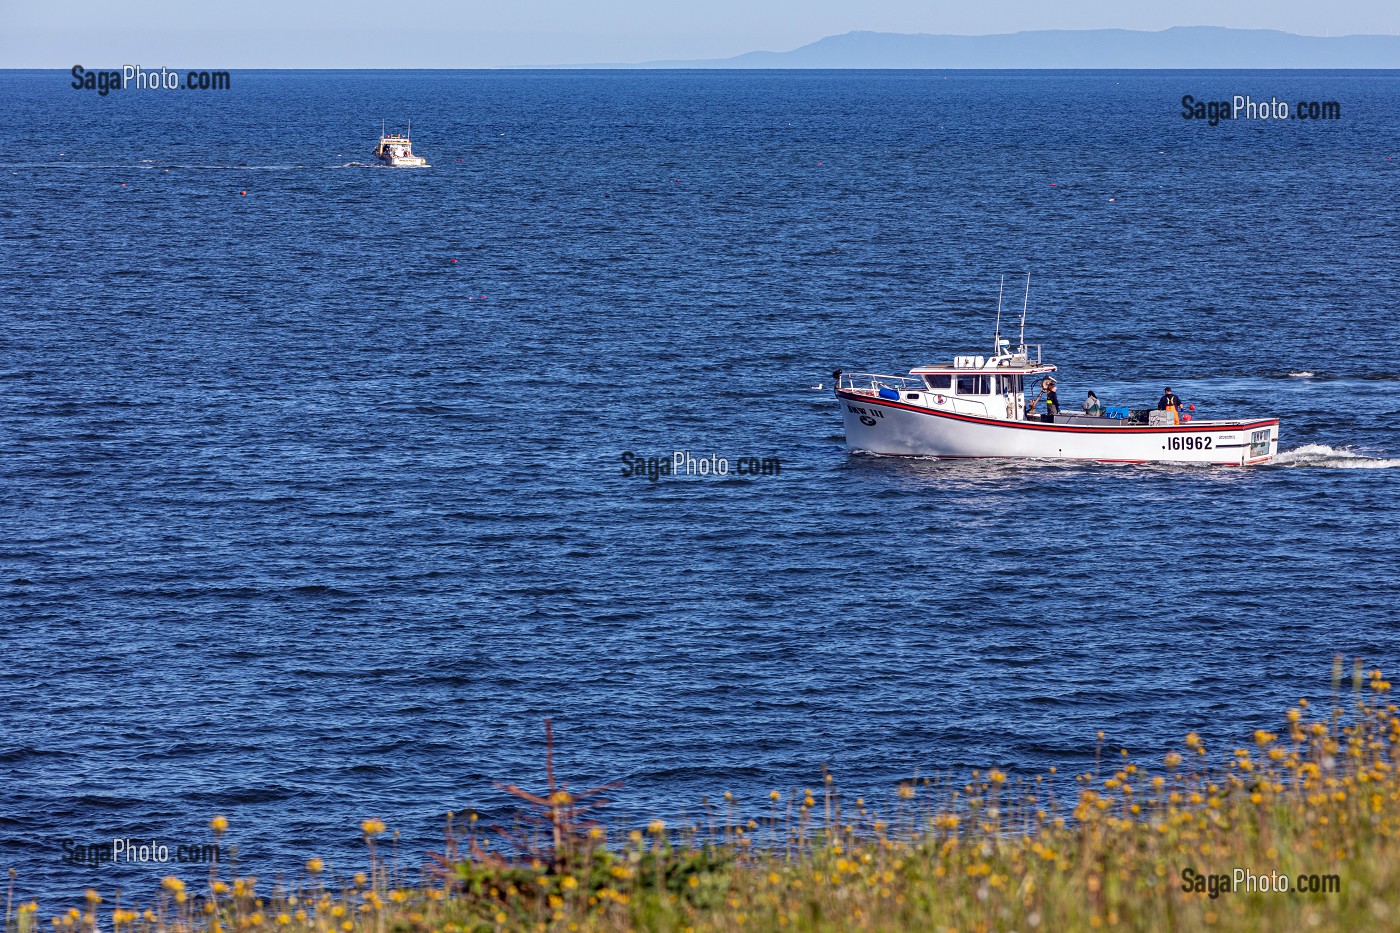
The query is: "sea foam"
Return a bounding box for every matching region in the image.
[1275,444,1400,469]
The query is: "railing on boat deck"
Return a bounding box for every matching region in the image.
[836,372,925,393]
[836,372,996,418]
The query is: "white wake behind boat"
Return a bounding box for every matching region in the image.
[834,281,1280,466]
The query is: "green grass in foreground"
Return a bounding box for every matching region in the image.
[8,661,1399,933]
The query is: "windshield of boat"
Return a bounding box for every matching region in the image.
[956,374,993,395]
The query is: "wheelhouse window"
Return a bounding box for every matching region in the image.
[956,374,992,395]
[998,375,1023,394]
[923,374,952,390]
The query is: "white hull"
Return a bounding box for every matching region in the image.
[374,127,428,167]
[838,390,1279,465]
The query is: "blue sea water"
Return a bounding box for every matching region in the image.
[2,68,1399,905]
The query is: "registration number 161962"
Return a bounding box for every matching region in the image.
[1166,435,1213,451]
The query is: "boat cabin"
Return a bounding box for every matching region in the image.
[374,134,414,161]
[905,342,1057,422]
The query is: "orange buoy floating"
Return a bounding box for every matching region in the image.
[240,190,247,196]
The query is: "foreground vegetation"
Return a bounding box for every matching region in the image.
[9,661,1399,933]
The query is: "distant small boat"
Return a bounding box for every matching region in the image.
[373,121,428,168]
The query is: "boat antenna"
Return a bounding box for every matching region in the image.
[408,118,412,139]
[1018,272,1031,352]
[992,275,1005,355]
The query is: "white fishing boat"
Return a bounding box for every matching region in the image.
[834,278,1280,466]
[373,121,428,168]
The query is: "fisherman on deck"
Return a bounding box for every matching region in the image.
[1041,377,1059,423]
[1082,390,1105,417]
[1158,386,1184,424]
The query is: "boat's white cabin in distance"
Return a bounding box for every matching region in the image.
[374,123,428,168]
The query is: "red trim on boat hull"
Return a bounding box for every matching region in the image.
[836,390,1278,435]
[856,453,1255,466]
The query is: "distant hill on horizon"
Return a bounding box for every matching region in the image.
[594,26,1400,69]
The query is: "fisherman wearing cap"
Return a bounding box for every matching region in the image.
[1041,376,1059,423]
[1158,386,1184,424]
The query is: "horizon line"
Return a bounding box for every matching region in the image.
[10,25,1400,71]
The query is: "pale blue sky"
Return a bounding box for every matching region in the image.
[4,0,1397,68]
